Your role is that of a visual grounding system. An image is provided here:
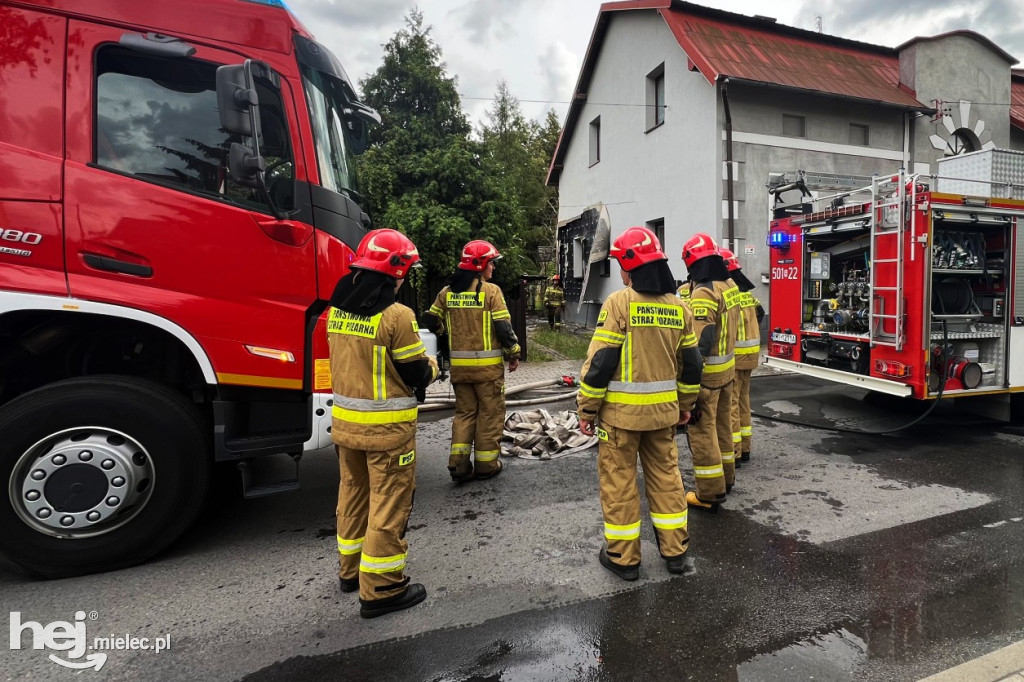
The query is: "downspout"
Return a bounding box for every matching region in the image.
[722,78,735,252]
[903,111,911,170]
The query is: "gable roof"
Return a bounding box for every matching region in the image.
[1013,70,1024,131]
[660,8,926,110]
[547,0,997,185]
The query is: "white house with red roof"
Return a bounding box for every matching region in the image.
[547,0,1024,324]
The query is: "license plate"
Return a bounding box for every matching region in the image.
[771,332,796,344]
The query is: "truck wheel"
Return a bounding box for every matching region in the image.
[0,376,210,578]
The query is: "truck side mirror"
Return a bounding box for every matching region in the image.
[216,61,268,190]
[228,143,266,188]
[344,102,380,155]
[216,63,257,136]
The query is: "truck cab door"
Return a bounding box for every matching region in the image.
[63,23,315,388]
[0,6,67,296]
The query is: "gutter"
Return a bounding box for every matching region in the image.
[722,78,735,251]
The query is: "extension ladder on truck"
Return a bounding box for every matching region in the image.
[868,171,910,351]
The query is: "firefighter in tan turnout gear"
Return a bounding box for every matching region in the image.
[426,240,520,482]
[544,275,565,329]
[578,226,704,580]
[327,228,438,619]
[720,248,763,465]
[680,233,740,512]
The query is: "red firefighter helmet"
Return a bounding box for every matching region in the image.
[551,275,561,282]
[719,247,740,272]
[609,226,667,272]
[351,228,420,279]
[459,240,502,271]
[681,233,719,269]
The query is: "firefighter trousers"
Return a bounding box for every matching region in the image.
[547,306,562,329]
[730,368,753,456]
[335,437,417,602]
[450,378,505,476]
[598,424,689,567]
[688,381,735,499]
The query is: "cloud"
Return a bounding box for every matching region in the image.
[450,0,527,45]
[538,41,580,119]
[791,0,1022,58]
[286,0,409,29]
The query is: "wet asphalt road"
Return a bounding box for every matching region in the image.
[4,374,1024,681]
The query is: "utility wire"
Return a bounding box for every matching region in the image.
[460,94,668,108]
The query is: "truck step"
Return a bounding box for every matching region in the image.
[237,452,301,498]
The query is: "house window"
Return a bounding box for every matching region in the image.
[573,236,586,276]
[646,218,665,247]
[589,116,600,166]
[646,63,665,130]
[849,123,869,146]
[782,114,805,138]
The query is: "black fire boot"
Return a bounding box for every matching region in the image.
[664,553,695,575]
[339,576,358,593]
[359,584,427,619]
[740,451,750,463]
[598,548,639,581]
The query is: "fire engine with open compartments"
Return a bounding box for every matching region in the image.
[766,151,1024,421]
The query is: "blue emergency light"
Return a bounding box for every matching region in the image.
[767,231,795,249]
[242,0,289,7]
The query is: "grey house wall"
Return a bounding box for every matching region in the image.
[1013,126,1024,150]
[556,10,718,325]
[900,34,1013,171]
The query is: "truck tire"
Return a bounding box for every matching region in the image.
[0,376,210,578]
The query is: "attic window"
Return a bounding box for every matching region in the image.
[783,114,805,138]
[646,63,665,131]
[589,116,601,166]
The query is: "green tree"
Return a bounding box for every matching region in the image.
[478,84,561,276]
[358,9,526,303]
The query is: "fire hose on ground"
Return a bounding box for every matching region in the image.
[418,377,580,412]
[419,375,598,459]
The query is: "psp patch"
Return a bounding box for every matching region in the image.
[399,451,415,466]
[691,306,710,319]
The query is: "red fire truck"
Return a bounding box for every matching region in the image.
[767,160,1024,421]
[0,0,378,576]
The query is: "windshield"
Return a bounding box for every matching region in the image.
[301,67,361,198]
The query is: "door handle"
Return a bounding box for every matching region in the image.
[82,254,153,277]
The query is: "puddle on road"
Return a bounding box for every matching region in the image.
[429,622,601,682]
[763,399,802,415]
[738,628,866,681]
[733,560,1024,682]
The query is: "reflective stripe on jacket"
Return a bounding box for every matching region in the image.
[735,291,761,370]
[328,303,436,450]
[427,281,520,383]
[689,280,739,388]
[578,287,702,430]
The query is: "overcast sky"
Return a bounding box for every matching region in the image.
[284,0,1024,129]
